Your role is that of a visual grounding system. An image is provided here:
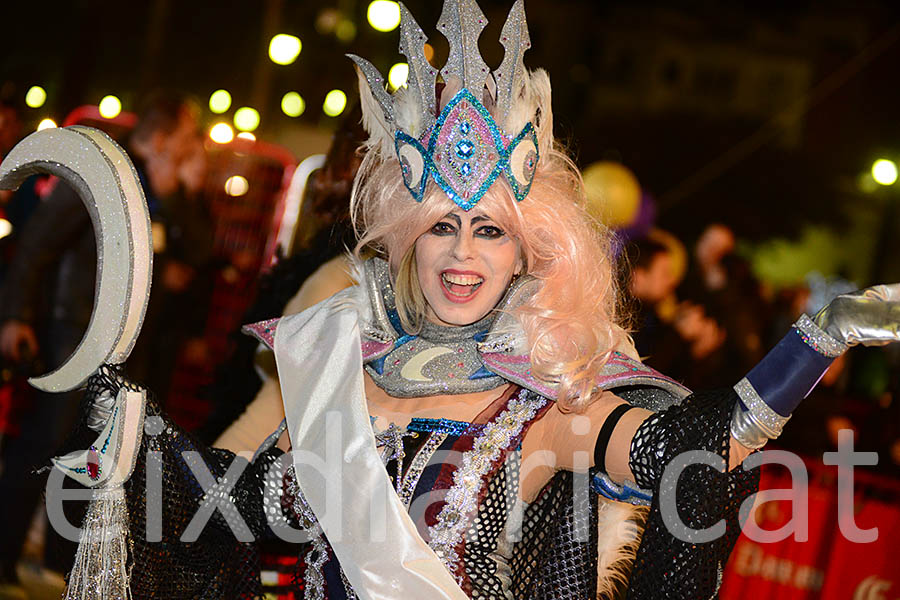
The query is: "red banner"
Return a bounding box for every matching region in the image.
[721,465,900,600]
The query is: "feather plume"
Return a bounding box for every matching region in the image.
[392,85,423,138]
[354,65,395,158]
[503,68,554,157]
[595,498,648,598]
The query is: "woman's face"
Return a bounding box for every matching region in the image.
[415,208,523,326]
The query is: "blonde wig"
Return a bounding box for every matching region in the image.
[351,67,631,411]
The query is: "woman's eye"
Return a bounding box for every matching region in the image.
[476,225,504,239]
[431,221,455,235]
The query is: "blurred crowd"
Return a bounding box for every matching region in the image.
[620,223,900,479]
[0,90,898,595]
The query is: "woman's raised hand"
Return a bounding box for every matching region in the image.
[815,283,900,348]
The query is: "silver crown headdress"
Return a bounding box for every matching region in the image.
[349,0,543,210]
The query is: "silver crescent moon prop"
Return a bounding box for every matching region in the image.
[0,126,153,392]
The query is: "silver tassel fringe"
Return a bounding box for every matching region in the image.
[64,484,132,600]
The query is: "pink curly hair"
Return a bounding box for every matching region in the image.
[351,140,630,412]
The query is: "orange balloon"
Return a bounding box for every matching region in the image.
[582,161,641,227]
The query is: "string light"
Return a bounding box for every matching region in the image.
[210,122,235,144]
[367,1,401,32]
[281,92,306,117]
[225,175,250,196]
[234,107,260,132]
[269,34,302,65]
[209,90,232,114]
[25,86,46,108]
[37,118,57,131]
[98,95,122,119]
[872,159,898,186]
[388,63,409,90]
[323,90,347,117]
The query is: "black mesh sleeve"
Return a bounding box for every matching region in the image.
[626,389,760,599]
[121,396,290,600]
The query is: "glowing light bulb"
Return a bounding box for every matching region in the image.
[210,122,235,144]
[388,63,409,90]
[225,175,250,197]
[209,89,232,114]
[872,159,898,186]
[25,86,46,109]
[98,95,122,119]
[281,92,305,117]
[234,107,260,132]
[0,219,12,240]
[323,90,347,117]
[37,118,57,131]
[367,1,400,32]
[269,34,302,65]
[237,132,256,141]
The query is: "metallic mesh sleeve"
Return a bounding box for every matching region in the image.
[123,399,287,599]
[626,389,760,599]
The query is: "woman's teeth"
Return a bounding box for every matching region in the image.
[442,272,483,295]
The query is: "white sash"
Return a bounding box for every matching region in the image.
[275,291,468,600]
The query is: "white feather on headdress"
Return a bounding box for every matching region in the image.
[501,68,554,158]
[355,65,394,158]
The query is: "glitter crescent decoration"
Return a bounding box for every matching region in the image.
[0,126,153,392]
[399,346,454,382]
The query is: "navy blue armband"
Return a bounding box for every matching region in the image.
[743,314,845,417]
[732,315,846,448]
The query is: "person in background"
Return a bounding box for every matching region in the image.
[680,223,769,386]
[624,237,725,387]
[199,106,365,450]
[0,91,204,593]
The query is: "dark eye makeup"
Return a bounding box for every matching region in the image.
[430,221,457,235]
[428,219,505,239]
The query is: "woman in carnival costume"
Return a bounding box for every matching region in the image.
[8,1,900,599]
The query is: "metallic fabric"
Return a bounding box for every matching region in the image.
[794,314,846,358]
[730,377,790,449]
[813,284,900,348]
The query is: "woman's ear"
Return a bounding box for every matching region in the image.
[514,250,525,277]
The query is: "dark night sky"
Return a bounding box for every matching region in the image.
[3,1,900,250]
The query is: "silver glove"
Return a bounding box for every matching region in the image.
[87,388,117,432]
[814,283,900,347]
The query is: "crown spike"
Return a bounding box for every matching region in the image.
[437,0,490,93]
[494,0,531,125]
[398,3,437,133]
[347,54,395,125]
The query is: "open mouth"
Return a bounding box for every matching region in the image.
[441,271,484,301]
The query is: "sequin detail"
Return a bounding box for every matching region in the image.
[794,314,847,358]
[241,317,280,351]
[57,404,119,479]
[428,388,547,577]
[285,467,328,600]
[398,432,449,509]
[732,377,790,448]
[408,417,478,437]
[395,89,539,210]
